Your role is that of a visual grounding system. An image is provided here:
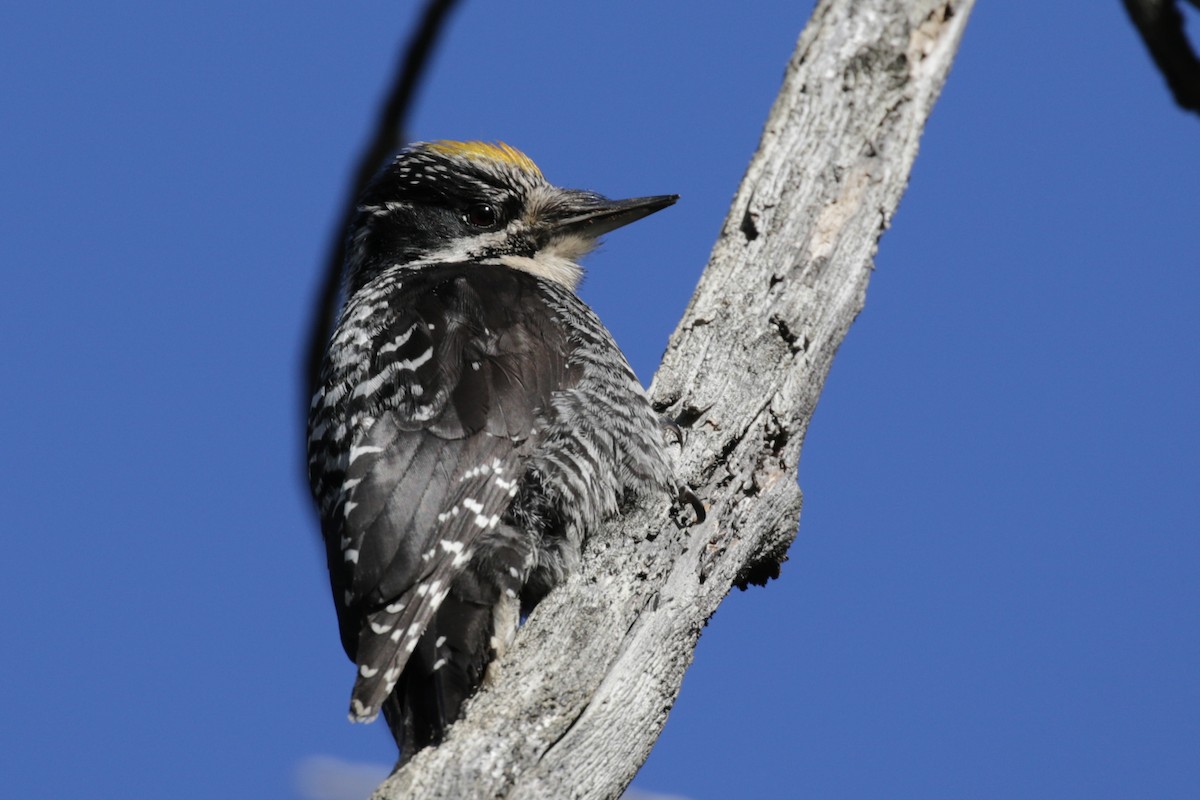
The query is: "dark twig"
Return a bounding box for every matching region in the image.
[303,0,464,415]
[1123,0,1200,114]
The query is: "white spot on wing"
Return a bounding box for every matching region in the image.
[349,698,378,723]
[348,444,384,464]
[378,327,415,354]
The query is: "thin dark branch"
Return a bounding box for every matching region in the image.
[303,0,464,416]
[1123,0,1200,114]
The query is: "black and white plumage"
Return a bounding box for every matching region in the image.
[307,141,692,756]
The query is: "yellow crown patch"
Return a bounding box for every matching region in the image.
[424,140,543,177]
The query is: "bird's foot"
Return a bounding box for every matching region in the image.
[672,483,706,526]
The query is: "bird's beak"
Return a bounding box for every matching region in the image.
[551,193,678,239]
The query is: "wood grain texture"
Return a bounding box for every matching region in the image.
[373,1,974,797]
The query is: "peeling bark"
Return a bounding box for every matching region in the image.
[372,1,974,797]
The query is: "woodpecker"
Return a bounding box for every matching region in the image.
[307,140,696,757]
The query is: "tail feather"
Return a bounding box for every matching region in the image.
[361,544,527,758]
[347,452,520,722]
[375,589,504,759]
[348,573,452,723]
[384,594,496,758]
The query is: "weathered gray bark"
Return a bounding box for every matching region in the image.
[372,1,973,797]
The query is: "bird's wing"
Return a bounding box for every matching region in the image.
[322,265,574,722]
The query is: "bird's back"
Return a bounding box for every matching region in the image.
[307,262,674,755]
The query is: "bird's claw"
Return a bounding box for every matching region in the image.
[672,484,706,526]
[659,416,685,447]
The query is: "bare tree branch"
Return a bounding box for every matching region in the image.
[370,0,974,797]
[1123,0,1200,114]
[303,0,463,414]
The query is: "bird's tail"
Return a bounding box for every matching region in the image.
[377,587,519,760]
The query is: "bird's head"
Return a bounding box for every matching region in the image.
[344,140,677,294]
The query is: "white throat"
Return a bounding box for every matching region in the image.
[496,233,596,290]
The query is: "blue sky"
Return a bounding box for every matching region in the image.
[3,2,1198,798]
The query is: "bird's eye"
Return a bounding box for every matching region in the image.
[463,203,498,228]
